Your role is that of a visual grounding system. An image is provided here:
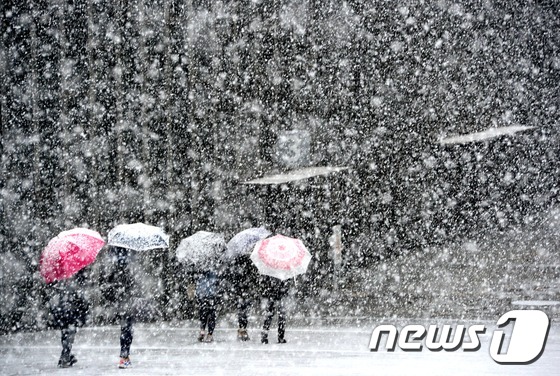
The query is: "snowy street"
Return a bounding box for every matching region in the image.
[1,318,558,376]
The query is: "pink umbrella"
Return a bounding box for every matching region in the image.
[250,234,312,280]
[40,228,105,284]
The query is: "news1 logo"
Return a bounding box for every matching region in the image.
[369,310,550,364]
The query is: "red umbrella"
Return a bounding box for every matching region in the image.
[250,234,312,280]
[40,228,105,284]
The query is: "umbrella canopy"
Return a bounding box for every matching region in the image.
[108,223,169,251]
[176,231,226,266]
[226,227,271,259]
[40,228,105,284]
[250,234,312,280]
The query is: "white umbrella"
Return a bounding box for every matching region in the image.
[250,234,312,280]
[176,231,226,266]
[107,223,169,251]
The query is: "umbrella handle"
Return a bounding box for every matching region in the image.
[288,264,297,287]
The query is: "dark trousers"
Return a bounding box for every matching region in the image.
[198,298,216,335]
[237,296,251,329]
[120,316,134,358]
[60,325,76,359]
[263,298,286,339]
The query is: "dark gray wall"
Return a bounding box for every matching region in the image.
[1,0,559,332]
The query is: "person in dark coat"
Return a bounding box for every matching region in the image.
[104,246,135,369]
[229,255,260,341]
[259,275,290,344]
[48,267,90,368]
[195,268,221,342]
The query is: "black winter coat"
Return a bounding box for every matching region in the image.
[48,269,89,329]
[227,255,260,297]
[101,247,133,302]
[101,246,135,316]
[259,275,290,300]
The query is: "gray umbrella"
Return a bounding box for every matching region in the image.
[226,227,271,259]
[175,231,226,267]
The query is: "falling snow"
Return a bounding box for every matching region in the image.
[1,0,560,374]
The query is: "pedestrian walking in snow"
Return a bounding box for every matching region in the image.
[225,227,271,341]
[259,275,290,344]
[227,255,260,341]
[195,268,221,343]
[105,223,170,369]
[47,267,90,368]
[103,246,135,369]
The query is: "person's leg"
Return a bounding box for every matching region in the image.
[261,299,276,344]
[120,316,134,358]
[118,316,134,368]
[207,299,216,335]
[263,298,275,331]
[58,325,77,367]
[198,298,207,341]
[237,295,249,329]
[277,298,287,343]
[201,299,216,342]
[199,298,208,329]
[237,295,251,341]
[61,325,76,358]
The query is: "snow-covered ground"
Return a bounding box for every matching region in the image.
[1,318,558,376]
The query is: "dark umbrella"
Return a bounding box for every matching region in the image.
[226,227,271,259]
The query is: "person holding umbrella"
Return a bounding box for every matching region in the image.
[40,228,105,368]
[259,275,290,344]
[175,231,226,343]
[195,267,221,343]
[104,246,135,369]
[225,227,271,341]
[229,255,259,341]
[47,268,91,367]
[250,234,312,345]
[105,223,170,369]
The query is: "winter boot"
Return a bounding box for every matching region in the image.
[118,356,132,369]
[261,331,269,344]
[278,336,287,344]
[238,328,250,341]
[58,354,77,368]
[205,334,214,343]
[197,330,205,342]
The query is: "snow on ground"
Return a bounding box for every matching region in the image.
[1,318,558,376]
